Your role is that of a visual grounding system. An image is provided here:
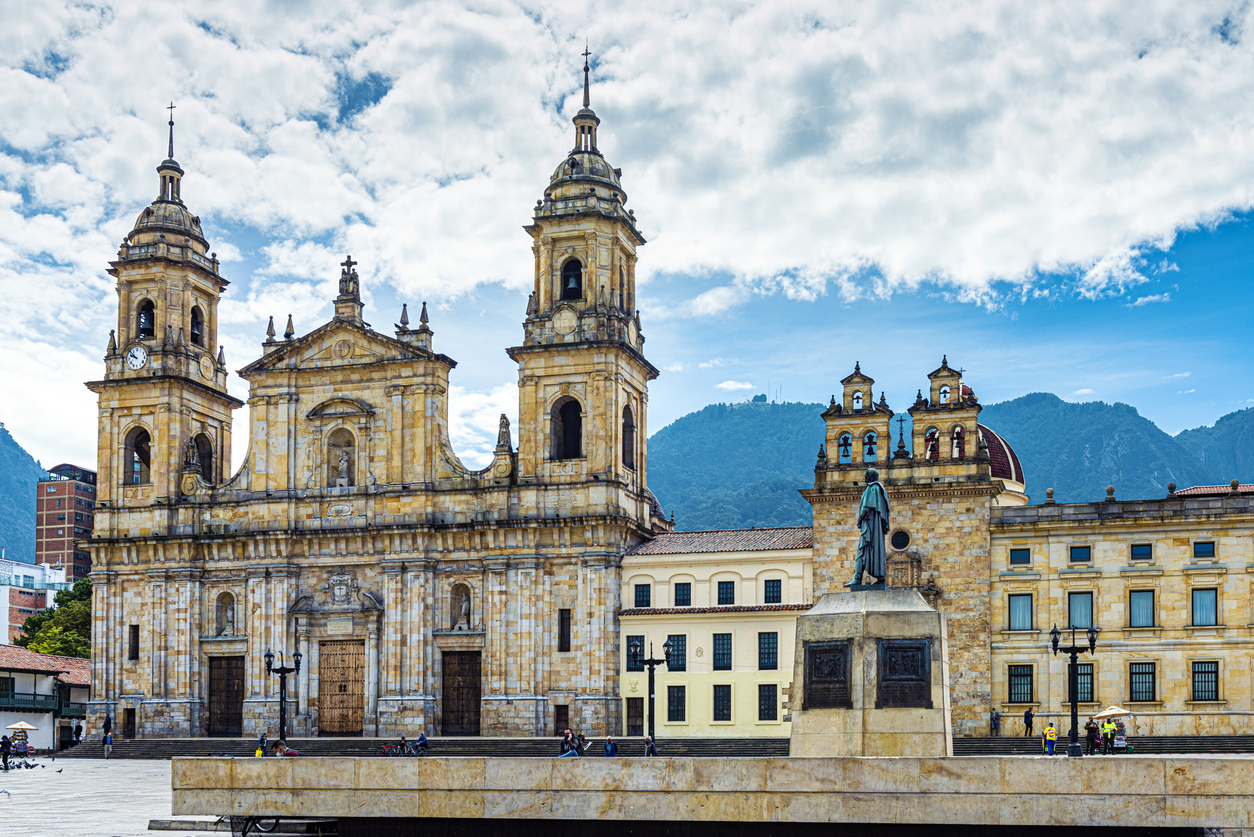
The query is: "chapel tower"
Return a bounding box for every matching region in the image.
[88,109,242,510]
[509,51,659,521]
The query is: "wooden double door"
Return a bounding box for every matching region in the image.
[319,640,365,736]
[207,656,244,737]
[441,651,481,736]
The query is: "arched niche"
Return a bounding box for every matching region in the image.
[450,583,473,631]
[622,404,636,471]
[125,426,152,484]
[190,306,205,347]
[327,427,356,487]
[215,591,236,637]
[551,396,582,460]
[136,299,156,340]
[560,258,583,301]
[194,433,214,484]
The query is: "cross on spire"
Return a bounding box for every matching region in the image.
[341,255,357,274]
[166,102,176,160]
[582,42,591,108]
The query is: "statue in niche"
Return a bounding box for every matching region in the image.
[451,586,472,631]
[338,451,349,482]
[215,592,236,637]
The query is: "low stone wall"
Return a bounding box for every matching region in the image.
[173,755,1254,829]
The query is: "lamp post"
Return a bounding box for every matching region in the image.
[628,637,672,741]
[1050,623,1097,757]
[264,648,302,743]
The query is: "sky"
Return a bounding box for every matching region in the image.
[2,0,1253,473]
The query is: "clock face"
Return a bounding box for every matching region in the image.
[199,354,215,379]
[125,345,148,370]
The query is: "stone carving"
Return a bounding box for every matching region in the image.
[848,467,890,588]
[876,638,933,709]
[339,255,359,297]
[322,570,359,608]
[450,585,472,631]
[803,639,851,709]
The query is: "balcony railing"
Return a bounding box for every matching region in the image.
[0,692,58,711]
[58,700,87,717]
[0,577,70,591]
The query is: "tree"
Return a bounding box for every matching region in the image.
[15,578,91,658]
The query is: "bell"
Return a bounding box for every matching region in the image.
[565,274,580,293]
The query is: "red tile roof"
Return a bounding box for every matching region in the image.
[1173,483,1254,497]
[621,604,812,616]
[0,645,90,685]
[628,527,813,556]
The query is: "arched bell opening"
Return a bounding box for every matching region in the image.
[194,433,214,484]
[136,300,156,340]
[550,397,583,460]
[561,259,583,301]
[125,427,152,484]
[190,306,205,347]
[622,405,636,471]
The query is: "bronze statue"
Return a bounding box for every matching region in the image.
[847,467,890,587]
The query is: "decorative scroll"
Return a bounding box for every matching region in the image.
[803,639,852,710]
[876,638,933,709]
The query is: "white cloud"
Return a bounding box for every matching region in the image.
[663,363,686,372]
[716,380,754,391]
[447,382,519,469]
[699,358,725,369]
[1179,388,1197,394]
[1128,293,1172,307]
[1163,371,1191,379]
[1073,388,1094,395]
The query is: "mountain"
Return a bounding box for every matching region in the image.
[0,422,45,563]
[1174,407,1254,482]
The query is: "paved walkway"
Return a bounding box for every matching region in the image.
[0,758,194,837]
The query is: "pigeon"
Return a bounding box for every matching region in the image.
[56,769,62,773]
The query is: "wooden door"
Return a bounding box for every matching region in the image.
[318,640,365,736]
[441,651,481,736]
[123,707,136,739]
[207,655,245,737]
[554,705,569,736]
[626,698,644,737]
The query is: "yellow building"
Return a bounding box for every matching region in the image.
[619,528,813,737]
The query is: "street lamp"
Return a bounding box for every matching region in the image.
[1050,623,1098,757]
[264,647,302,742]
[628,637,672,741]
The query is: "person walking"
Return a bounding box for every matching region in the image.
[1022,707,1034,737]
[990,710,1001,737]
[103,715,112,741]
[103,731,113,759]
[1043,723,1058,755]
[1101,719,1117,755]
[604,736,618,757]
[644,735,658,757]
[1084,719,1099,755]
[1,735,10,771]
[256,731,268,757]
[73,722,83,745]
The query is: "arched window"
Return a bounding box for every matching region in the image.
[561,259,583,301]
[215,592,236,637]
[190,306,204,347]
[550,397,583,460]
[136,300,155,340]
[925,427,940,461]
[194,433,214,484]
[327,427,356,487]
[951,426,966,459]
[864,431,877,462]
[939,385,950,405]
[622,405,636,471]
[125,427,152,484]
[852,391,864,411]
[837,433,853,464]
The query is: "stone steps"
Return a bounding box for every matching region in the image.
[57,736,793,760]
[953,735,1254,755]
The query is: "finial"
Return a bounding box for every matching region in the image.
[1045,488,1055,504]
[1231,479,1240,492]
[217,345,226,366]
[420,301,429,326]
[854,361,860,374]
[582,41,591,108]
[107,330,117,355]
[1105,485,1116,502]
[284,314,295,340]
[265,316,276,342]
[1167,482,1177,496]
[399,303,409,328]
[941,354,948,367]
[167,102,176,160]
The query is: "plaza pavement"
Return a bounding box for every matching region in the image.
[0,758,191,837]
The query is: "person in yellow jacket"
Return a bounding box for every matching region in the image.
[1101,719,1118,754]
[1043,723,1058,755]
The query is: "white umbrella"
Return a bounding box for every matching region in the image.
[5,722,38,731]
[1091,705,1133,720]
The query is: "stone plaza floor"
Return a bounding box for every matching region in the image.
[0,758,188,837]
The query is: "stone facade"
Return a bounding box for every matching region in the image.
[86,69,670,739]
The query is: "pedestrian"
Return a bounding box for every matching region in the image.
[1,735,9,771]
[417,732,428,755]
[74,722,83,744]
[990,710,1001,737]
[1084,719,1099,755]
[271,741,303,757]
[257,731,268,757]
[604,736,617,757]
[103,715,112,740]
[644,735,658,757]
[1101,719,1117,755]
[559,729,579,758]
[1022,707,1034,737]
[103,731,113,759]
[577,733,589,755]
[1043,723,1058,755]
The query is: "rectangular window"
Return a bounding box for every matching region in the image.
[758,683,778,721]
[625,635,645,672]
[1192,589,1218,626]
[712,633,732,671]
[634,584,651,608]
[667,685,686,722]
[558,608,571,652]
[667,635,687,671]
[1130,543,1153,561]
[127,625,140,661]
[712,684,732,722]
[1192,661,1219,702]
[1009,548,1031,565]
[1008,664,1033,703]
[717,580,735,605]
[74,513,83,521]
[625,697,644,736]
[1068,592,1093,629]
[56,514,65,521]
[56,498,62,506]
[1069,545,1091,562]
[764,579,782,604]
[1070,662,1094,703]
[673,582,691,607]
[1193,541,1216,560]
[45,486,55,493]
[1129,590,1155,628]
[1008,594,1032,631]
[1130,662,1156,702]
[758,632,778,671]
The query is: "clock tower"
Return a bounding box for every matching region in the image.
[87,110,242,513]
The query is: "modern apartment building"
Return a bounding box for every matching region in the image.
[36,463,97,581]
[0,558,68,643]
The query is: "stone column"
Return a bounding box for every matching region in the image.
[296,619,310,737]
[366,621,380,734]
[383,562,403,696]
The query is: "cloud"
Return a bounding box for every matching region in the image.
[1073,389,1094,395]
[1128,293,1172,307]
[663,363,686,372]
[690,285,745,316]
[1179,388,1197,394]
[716,380,754,391]
[1163,371,1191,379]
[447,382,519,469]
[699,358,725,369]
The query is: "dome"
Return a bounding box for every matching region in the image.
[549,150,621,188]
[645,487,664,518]
[978,424,1024,484]
[131,200,206,244]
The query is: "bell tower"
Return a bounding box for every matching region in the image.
[87,107,242,513]
[508,51,659,523]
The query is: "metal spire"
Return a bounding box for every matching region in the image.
[582,42,591,108]
[167,102,176,160]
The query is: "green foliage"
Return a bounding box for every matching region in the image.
[0,422,46,562]
[15,578,91,659]
[1174,407,1254,481]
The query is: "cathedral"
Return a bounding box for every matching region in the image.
[86,60,670,739]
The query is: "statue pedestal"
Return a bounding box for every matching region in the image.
[789,589,953,758]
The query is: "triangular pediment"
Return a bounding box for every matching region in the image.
[238,318,454,377]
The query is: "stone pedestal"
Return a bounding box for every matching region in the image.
[789,588,953,757]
